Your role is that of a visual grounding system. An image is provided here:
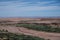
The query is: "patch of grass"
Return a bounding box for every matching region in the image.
[16,24,60,33]
[0,30,45,40]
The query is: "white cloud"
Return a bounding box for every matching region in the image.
[0,1,31,7]
[37,1,55,4]
[18,6,60,11]
[0,5,60,12]
[0,1,60,12]
[0,0,57,7]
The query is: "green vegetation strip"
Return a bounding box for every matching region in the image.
[16,24,60,33]
[0,30,45,40]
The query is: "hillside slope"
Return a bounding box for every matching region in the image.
[0,26,60,40]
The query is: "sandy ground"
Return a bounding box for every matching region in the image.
[0,26,60,40]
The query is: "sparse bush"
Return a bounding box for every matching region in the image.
[0,31,45,40]
[16,24,60,33]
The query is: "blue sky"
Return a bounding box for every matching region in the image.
[0,0,60,17]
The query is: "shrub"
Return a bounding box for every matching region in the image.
[16,24,60,33]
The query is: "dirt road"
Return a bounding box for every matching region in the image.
[0,26,60,40]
